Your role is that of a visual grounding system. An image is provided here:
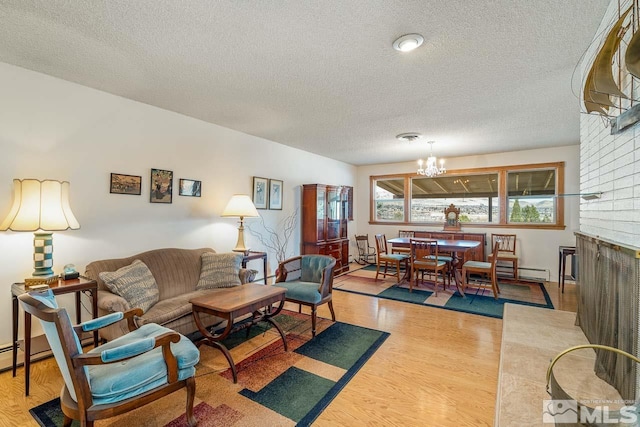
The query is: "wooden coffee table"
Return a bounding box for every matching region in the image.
[190,283,288,382]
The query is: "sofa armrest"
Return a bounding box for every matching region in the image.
[97,289,131,314]
[239,268,259,284]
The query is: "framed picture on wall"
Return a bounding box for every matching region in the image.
[110,173,142,195]
[179,178,201,197]
[150,168,173,203]
[252,176,268,209]
[269,179,283,210]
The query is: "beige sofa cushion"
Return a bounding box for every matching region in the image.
[98,260,159,313]
[196,252,242,290]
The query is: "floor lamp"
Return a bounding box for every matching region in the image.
[221,194,259,253]
[0,179,80,280]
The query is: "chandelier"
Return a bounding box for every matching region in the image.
[417,141,446,177]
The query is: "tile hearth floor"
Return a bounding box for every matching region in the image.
[496,304,624,426]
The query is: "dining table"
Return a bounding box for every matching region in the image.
[387,237,482,297]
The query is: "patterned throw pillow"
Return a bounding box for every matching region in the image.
[99,260,159,313]
[196,252,242,290]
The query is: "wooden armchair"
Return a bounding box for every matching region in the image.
[355,234,377,265]
[275,254,336,337]
[409,238,450,295]
[374,234,409,282]
[19,289,198,427]
[461,242,501,298]
[490,233,519,279]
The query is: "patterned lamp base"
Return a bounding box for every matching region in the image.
[33,232,54,277]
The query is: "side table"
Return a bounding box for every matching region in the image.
[558,246,577,293]
[12,276,99,396]
[242,251,268,284]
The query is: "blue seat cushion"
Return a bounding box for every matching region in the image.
[427,255,453,263]
[463,261,491,269]
[274,281,322,304]
[87,323,199,405]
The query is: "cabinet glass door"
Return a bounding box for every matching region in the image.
[316,189,326,242]
[326,186,341,240]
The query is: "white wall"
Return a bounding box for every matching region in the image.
[0,62,355,346]
[353,145,581,281]
[579,0,640,247]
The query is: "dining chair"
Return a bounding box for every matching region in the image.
[19,289,198,427]
[274,254,336,337]
[374,234,409,282]
[392,230,414,255]
[461,242,501,299]
[409,238,449,295]
[490,233,519,279]
[354,234,377,265]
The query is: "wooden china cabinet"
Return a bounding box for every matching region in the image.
[301,184,352,275]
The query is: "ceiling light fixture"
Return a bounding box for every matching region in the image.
[393,34,424,52]
[396,132,422,142]
[417,141,446,177]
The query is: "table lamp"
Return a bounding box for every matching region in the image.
[0,179,80,281]
[221,194,259,253]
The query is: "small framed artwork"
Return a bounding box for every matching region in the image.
[269,179,283,210]
[150,168,173,203]
[110,173,142,195]
[179,179,201,197]
[252,176,268,209]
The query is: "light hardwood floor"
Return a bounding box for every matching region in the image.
[0,274,577,427]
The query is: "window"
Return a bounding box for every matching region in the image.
[370,162,564,229]
[507,169,556,224]
[374,177,405,222]
[410,174,499,223]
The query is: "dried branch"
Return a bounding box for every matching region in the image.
[247,208,298,263]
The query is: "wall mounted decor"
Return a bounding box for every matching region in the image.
[269,179,283,210]
[110,173,142,195]
[179,179,201,197]
[150,168,173,203]
[252,176,268,209]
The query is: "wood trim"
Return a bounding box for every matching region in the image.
[370,161,566,229]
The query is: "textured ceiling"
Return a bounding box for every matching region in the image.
[0,1,609,166]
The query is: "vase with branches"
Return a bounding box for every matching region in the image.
[246,208,298,265]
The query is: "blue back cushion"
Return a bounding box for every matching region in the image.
[301,256,332,283]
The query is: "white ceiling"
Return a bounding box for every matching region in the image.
[0,1,610,166]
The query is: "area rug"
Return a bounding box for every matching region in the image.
[30,310,389,427]
[335,264,553,318]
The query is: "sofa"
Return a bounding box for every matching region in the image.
[85,247,255,342]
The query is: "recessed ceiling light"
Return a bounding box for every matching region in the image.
[392,34,424,52]
[396,132,422,142]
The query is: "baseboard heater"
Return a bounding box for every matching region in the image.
[497,265,549,282]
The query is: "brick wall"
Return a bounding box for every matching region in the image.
[579,0,640,247]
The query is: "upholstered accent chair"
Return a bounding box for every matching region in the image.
[461,242,501,299]
[19,289,199,427]
[274,254,337,337]
[374,234,409,282]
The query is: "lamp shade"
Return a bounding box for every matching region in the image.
[221,194,259,218]
[0,179,80,231]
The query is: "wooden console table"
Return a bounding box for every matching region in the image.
[12,276,98,396]
[242,251,268,284]
[190,283,287,383]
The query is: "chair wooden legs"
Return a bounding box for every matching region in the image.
[311,306,317,337]
[185,377,197,427]
[327,301,336,321]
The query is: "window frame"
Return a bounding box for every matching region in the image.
[369,162,565,230]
